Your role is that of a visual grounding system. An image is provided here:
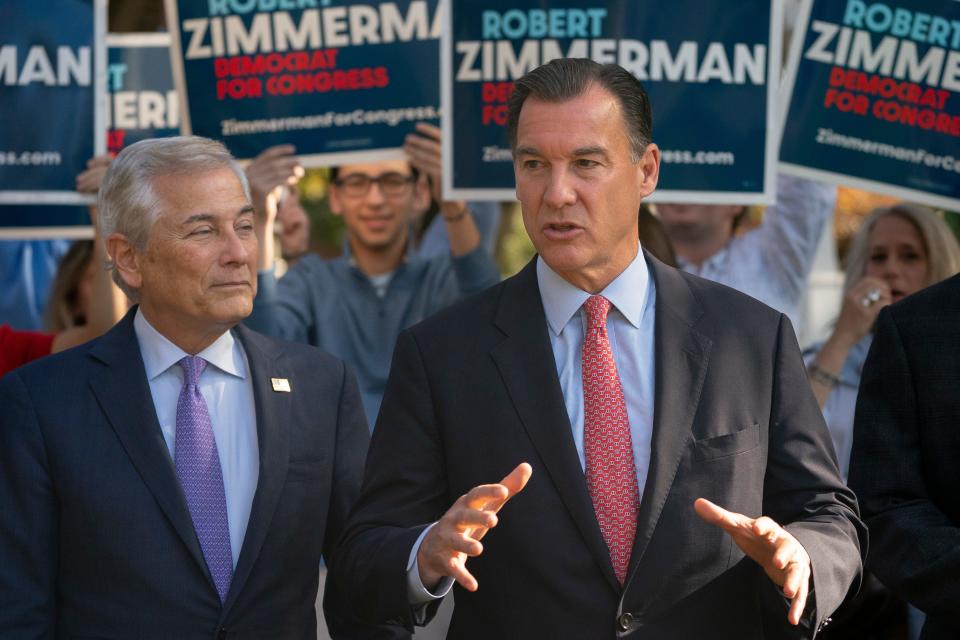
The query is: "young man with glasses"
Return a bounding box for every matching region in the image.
[245,131,500,430]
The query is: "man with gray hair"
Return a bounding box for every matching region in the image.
[0,136,405,638]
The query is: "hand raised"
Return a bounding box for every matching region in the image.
[244,145,303,221]
[835,276,892,345]
[403,122,467,218]
[75,153,114,194]
[694,498,812,626]
[403,122,442,197]
[417,463,532,593]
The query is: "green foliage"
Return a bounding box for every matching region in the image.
[495,204,535,277]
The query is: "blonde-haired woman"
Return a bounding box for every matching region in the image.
[807,204,960,480]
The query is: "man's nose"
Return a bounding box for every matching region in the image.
[542,168,577,210]
[365,180,387,206]
[222,228,252,264]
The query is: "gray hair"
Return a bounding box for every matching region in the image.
[507,58,653,163]
[843,203,960,295]
[97,136,250,299]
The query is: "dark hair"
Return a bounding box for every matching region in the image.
[507,58,653,162]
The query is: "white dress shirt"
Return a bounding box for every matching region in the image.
[133,309,259,568]
[406,249,657,604]
[677,175,834,331]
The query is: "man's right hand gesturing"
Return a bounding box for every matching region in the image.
[417,463,532,592]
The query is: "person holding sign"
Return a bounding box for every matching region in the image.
[245,126,501,429]
[331,58,864,637]
[656,175,835,333]
[402,125,503,261]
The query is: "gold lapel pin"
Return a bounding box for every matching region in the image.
[271,378,291,392]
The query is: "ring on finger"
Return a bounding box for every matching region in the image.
[861,288,882,307]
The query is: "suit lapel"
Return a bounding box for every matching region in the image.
[626,256,712,584]
[220,325,291,616]
[490,260,621,592]
[87,310,213,587]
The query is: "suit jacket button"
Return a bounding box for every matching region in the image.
[618,612,635,631]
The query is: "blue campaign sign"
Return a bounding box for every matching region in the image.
[106,33,180,154]
[165,0,441,166]
[780,0,960,211]
[0,0,106,210]
[442,1,781,203]
[0,205,92,239]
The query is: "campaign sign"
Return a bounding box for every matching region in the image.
[0,205,92,239]
[166,0,441,165]
[0,0,106,210]
[106,33,179,154]
[442,0,781,203]
[780,0,960,211]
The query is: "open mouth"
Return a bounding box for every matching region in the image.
[543,222,583,240]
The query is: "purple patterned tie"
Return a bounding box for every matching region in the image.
[175,355,233,603]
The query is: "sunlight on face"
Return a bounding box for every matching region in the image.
[136,167,258,338]
[514,85,658,293]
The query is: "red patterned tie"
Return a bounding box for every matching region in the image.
[582,295,640,585]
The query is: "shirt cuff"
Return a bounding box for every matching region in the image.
[406,522,454,606]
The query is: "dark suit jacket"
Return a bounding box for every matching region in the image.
[0,310,401,639]
[849,274,960,640]
[334,255,865,639]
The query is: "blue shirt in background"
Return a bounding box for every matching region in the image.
[246,245,501,430]
[0,239,71,330]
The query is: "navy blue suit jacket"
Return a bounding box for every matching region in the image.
[335,255,864,639]
[0,309,399,639]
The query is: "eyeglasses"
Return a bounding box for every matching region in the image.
[334,172,415,197]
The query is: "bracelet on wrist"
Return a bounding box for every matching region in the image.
[442,207,469,223]
[808,364,841,387]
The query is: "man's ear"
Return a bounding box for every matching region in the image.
[638,143,660,198]
[107,233,143,291]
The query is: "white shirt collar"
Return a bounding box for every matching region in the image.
[133,308,247,381]
[536,249,649,336]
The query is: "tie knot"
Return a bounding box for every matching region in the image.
[178,355,207,387]
[584,295,611,332]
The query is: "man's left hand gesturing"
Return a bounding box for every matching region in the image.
[694,498,812,626]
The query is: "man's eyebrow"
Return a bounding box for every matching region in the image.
[181,206,255,226]
[514,145,540,157]
[573,146,609,159]
[181,213,216,226]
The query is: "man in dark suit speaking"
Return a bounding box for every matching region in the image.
[0,137,401,639]
[334,59,865,638]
